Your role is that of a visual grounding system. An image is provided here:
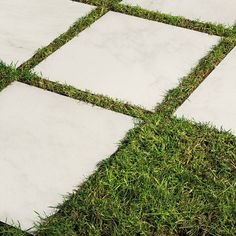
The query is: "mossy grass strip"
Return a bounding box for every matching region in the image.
[19,74,150,119]
[19,7,108,70]
[154,37,236,116]
[112,3,236,37]
[73,0,120,7]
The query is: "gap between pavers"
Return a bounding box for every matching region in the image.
[175,47,236,135]
[34,11,220,112]
[0,0,95,65]
[0,82,134,231]
[122,0,236,26]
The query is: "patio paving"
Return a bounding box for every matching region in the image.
[122,0,236,26]
[34,11,219,111]
[0,0,94,65]
[0,82,134,230]
[175,47,236,135]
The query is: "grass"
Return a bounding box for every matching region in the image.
[0,0,236,235]
[0,62,18,92]
[1,116,235,236]
[0,223,30,236]
[32,117,236,236]
[73,0,120,7]
[19,75,149,120]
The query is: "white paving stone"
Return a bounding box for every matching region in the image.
[34,12,219,111]
[122,0,236,26]
[175,47,236,135]
[0,0,95,65]
[0,82,134,230]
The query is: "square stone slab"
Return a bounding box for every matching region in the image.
[122,0,236,26]
[0,0,95,65]
[175,47,236,135]
[34,12,219,111]
[0,82,134,230]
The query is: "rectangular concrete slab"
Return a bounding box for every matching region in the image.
[175,47,236,135]
[0,82,134,230]
[0,0,95,65]
[34,12,219,111]
[122,0,236,26]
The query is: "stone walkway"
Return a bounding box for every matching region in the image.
[0,0,235,233]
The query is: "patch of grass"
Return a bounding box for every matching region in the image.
[0,61,37,93]
[0,223,29,236]
[0,62,18,92]
[34,116,236,236]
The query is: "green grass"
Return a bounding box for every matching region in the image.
[0,0,236,235]
[33,117,236,236]
[0,62,18,92]
[0,61,36,94]
[155,37,236,115]
[0,223,30,236]
[19,75,149,119]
